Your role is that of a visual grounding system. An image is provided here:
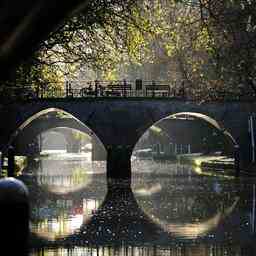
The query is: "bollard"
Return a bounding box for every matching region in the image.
[234,144,240,177]
[0,178,29,255]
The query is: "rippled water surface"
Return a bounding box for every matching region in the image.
[18,154,256,256]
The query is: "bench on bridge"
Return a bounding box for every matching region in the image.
[145,84,170,97]
[79,87,95,97]
[105,83,132,97]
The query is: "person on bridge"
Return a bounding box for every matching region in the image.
[95,80,104,97]
[178,81,186,99]
[99,82,104,96]
[94,80,99,97]
[87,82,93,95]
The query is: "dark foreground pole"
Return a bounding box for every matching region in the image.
[0,178,29,255]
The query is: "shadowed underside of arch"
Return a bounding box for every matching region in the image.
[169,112,237,145]
[15,108,85,134]
[168,112,237,146]
[8,107,105,153]
[134,111,237,156]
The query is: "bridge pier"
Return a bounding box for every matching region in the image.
[106,145,132,185]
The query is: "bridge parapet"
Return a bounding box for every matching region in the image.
[1,79,255,102]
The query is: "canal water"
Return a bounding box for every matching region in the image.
[18,153,256,256]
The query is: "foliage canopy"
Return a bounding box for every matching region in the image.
[3,0,256,100]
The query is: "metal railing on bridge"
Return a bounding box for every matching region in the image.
[63,79,174,98]
[2,79,256,101]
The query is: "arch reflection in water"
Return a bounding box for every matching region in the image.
[36,157,94,195]
[26,159,256,256]
[131,162,245,238]
[30,177,251,244]
[22,136,107,240]
[30,180,256,256]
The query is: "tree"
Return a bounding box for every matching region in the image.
[3,0,256,101]
[196,0,256,96]
[1,0,139,101]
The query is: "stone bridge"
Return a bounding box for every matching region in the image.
[0,98,255,178]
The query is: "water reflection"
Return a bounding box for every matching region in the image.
[132,162,255,244]
[165,197,239,238]
[31,197,102,241]
[20,155,107,241]
[17,157,256,255]
[36,160,93,194]
[31,245,254,256]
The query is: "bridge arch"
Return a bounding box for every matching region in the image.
[169,112,237,146]
[133,111,237,157]
[8,107,106,157]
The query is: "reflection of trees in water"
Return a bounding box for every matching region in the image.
[22,158,107,194]
[30,197,103,241]
[132,163,240,223]
[19,160,107,232]
[22,174,107,211]
[21,171,106,241]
